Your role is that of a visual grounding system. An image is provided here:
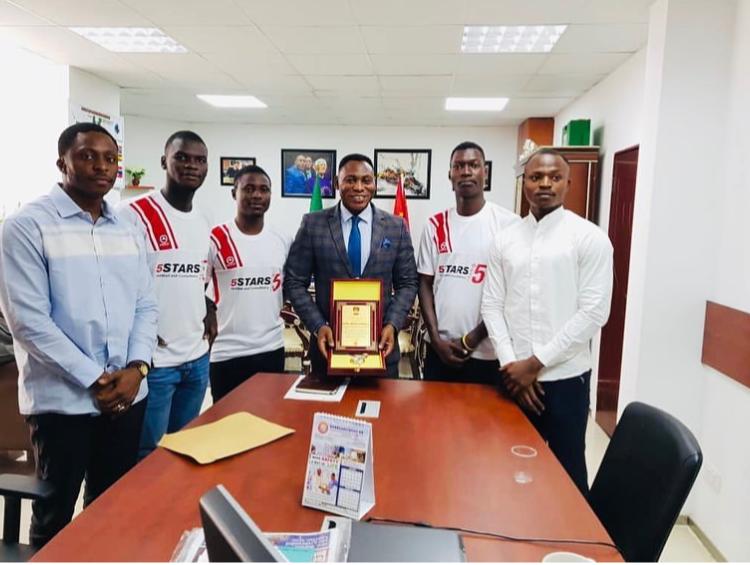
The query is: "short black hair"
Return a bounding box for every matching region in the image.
[525,147,570,170]
[58,123,117,157]
[164,130,206,152]
[450,141,485,163]
[338,153,373,172]
[234,164,271,186]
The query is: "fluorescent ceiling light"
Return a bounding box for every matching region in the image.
[461,25,567,53]
[445,97,509,112]
[69,27,187,53]
[196,95,267,109]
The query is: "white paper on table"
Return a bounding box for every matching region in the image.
[283,374,349,402]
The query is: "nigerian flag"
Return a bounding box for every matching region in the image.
[309,175,322,212]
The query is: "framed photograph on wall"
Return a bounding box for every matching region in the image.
[484,160,492,191]
[281,149,337,198]
[220,156,256,186]
[373,149,431,199]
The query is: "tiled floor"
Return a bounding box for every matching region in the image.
[2,400,718,562]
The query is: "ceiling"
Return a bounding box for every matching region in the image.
[0,0,654,126]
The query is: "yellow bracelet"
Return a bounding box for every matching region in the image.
[461,334,475,352]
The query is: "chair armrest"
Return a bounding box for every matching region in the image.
[0,473,53,501]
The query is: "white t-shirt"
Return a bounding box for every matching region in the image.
[118,190,210,367]
[417,201,519,360]
[206,221,291,363]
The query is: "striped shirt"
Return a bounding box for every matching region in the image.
[0,184,157,415]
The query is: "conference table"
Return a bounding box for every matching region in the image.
[32,374,622,562]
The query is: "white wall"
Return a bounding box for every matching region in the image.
[554,49,646,233]
[690,0,750,559]
[122,118,518,244]
[0,43,68,217]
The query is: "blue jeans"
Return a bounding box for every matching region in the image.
[138,353,209,459]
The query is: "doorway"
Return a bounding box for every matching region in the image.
[596,145,639,437]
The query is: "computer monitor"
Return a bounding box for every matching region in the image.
[199,485,286,562]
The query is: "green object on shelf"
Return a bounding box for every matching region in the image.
[562,119,591,146]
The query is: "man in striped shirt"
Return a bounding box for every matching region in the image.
[0,123,157,546]
[119,130,216,459]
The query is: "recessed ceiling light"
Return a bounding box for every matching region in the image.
[445,97,509,112]
[461,25,567,53]
[196,95,267,109]
[69,27,188,53]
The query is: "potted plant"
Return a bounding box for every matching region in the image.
[126,167,146,187]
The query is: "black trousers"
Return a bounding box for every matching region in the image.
[26,398,146,548]
[209,347,285,403]
[423,343,500,385]
[524,370,591,495]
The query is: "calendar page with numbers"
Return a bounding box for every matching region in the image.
[301,412,375,519]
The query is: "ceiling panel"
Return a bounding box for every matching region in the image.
[450,74,533,96]
[234,0,356,26]
[553,23,649,53]
[230,74,314,96]
[503,96,574,117]
[370,54,457,75]
[349,0,467,26]
[304,74,379,93]
[537,52,631,74]
[162,26,278,54]
[287,53,373,75]
[120,0,254,27]
[202,51,298,80]
[0,1,51,25]
[378,75,453,95]
[456,53,548,75]
[462,0,588,25]
[573,0,654,24]
[7,0,151,26]
[261,25,366,54]
[361,25,463,54]
[523,72,605,96]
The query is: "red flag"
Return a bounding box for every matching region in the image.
[393,173,410,230]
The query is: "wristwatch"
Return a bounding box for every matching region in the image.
[128,361,150,380]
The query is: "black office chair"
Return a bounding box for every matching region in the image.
[0,474,54,561]
[588,401,702,562]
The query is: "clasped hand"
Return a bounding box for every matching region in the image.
[501,356,546,416]
[91,367,142,415]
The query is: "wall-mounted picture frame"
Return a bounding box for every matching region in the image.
[281,149,337,198]
[373,149,431,199]
[484,160,492,191]
[220,156,256,186]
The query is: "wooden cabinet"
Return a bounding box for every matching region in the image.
[514,146,600,223]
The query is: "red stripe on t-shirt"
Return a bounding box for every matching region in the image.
[131,197,176,251]
[222,225,244,268]
[211,225,242,269]
[443,210,453,253]
[129,202,158,250]
[147,197,179,250]
[431,210,452,254]
[210,234,227,270]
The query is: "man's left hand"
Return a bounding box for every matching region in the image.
[203,307,218,347]
[94,367,142,414]
[501,355,544,396]
[378,324,397,358]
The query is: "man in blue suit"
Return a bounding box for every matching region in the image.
[284,154,308,194]
[284,153,418,377]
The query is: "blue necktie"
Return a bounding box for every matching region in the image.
[348,215,362,277]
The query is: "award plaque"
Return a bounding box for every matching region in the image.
[328,279,386,375]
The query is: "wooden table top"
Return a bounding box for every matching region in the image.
[32,374,621,562]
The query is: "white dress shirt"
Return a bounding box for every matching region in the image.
[481,207,613,382]
[340,202,372,272]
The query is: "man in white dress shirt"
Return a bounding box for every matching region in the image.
[481,148,613,494]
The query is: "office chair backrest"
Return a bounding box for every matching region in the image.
[0,361,31,452]
[199,485,285,563]
[588,401,702,562]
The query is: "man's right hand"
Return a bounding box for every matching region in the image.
[432,337,468,367]
[512,381,546,416]
[317,325,335,358]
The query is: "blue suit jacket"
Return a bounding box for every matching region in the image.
[284,203,418,360]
